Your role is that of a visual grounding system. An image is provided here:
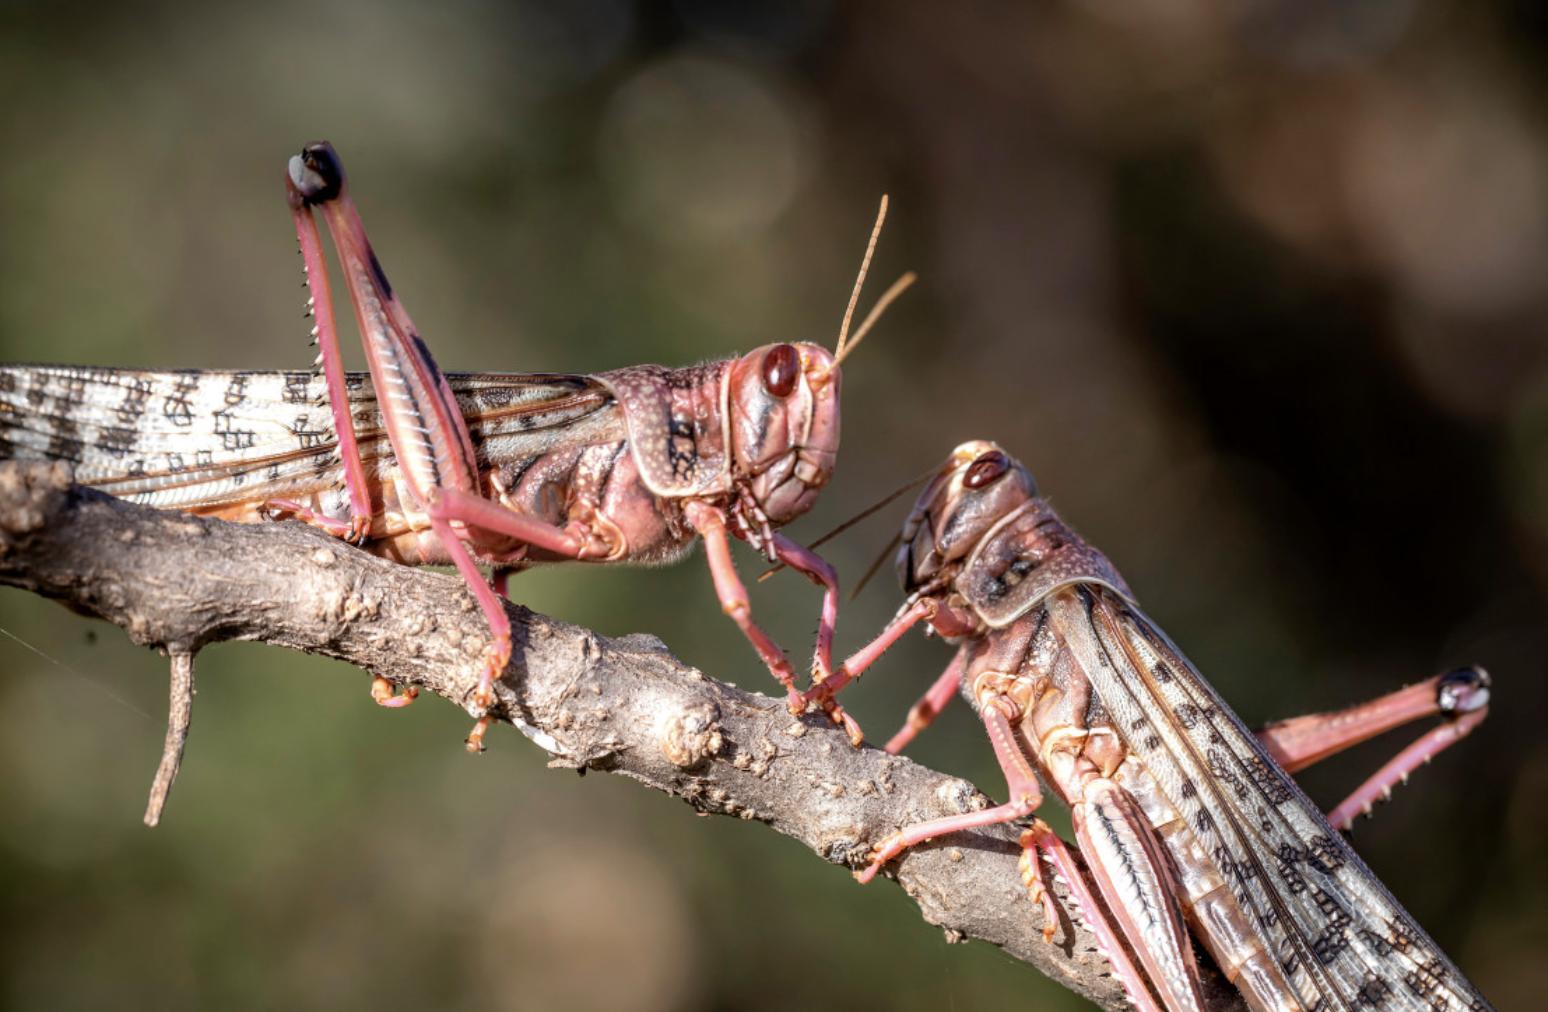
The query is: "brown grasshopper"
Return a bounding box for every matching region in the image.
[804,442,1492,1011]
[0,141,912,749]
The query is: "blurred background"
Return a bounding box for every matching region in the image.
[1,1,1544,1008]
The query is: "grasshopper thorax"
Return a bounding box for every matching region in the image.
[897,440,1134,629]
[725,341,841,528]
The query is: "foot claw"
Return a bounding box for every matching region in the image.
[472,638,512,714]
[1018,825,1060,942]
[370,676,418,708]
[855,838,899,884]
[465,715,492,753]
[832,706,865,747]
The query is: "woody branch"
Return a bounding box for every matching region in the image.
[0,460,1243,1012]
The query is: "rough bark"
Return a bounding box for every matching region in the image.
[0,461,1244,1011]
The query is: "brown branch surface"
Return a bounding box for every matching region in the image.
[0,461,1244,1012]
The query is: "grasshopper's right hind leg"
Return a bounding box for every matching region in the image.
[1255,666,1490,830]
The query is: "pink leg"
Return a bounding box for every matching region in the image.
[1324,708,1487,831]
[1016,822,1063,943]
[423,511,513,721]
[884,646,967,755]
[263,498,360,539]
[1021,822,1165,1012]
[685,501,863,745]
[801,597,935,713]
[1257,667,1489,771]
[857,697,1041,882]
[768,533,839,683]
[421,488,611,743]
[464,715,494,753]
[466,493,527,748]
[429,487,585,558]
[266,493,403,714]
[1255,667,1490,829]
[287,174,374,543]
[370,675,418,708]
[292,144,512,742]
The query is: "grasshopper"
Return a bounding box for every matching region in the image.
[0,141,912,749]
[805,442,1492,1011]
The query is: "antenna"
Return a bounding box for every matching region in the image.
[833,272,915,369]
[756,464,935,583]
[835,195,890,359]
[850,530,903,601]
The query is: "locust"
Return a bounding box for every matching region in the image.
[0,141,913,751]
[803,441,1492,1012]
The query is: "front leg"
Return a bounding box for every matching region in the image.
[683,500,863,744]
[801,596,935,714]
[767,533,839,684]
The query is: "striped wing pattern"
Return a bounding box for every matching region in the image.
[0,364,618,510]
[1049,586,1489,1012]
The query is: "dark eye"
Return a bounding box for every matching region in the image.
[761,344,800,398]
[963,450,1010,489]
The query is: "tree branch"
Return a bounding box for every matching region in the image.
[0,461,1243,1011]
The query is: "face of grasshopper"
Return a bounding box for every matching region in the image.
[725,341,842,526]
[895,439,1039,595]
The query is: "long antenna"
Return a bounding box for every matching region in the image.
[833,272,915,369]
[836,195,890,359]
[850,530,903,601]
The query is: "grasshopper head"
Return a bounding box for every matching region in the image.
[726,341,841,526]
[896,440,1038,594]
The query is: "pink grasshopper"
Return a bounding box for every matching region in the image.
[0,141,913,749]
[805,442,1492,1011]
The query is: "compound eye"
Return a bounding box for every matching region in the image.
[761,343,800,398]
[963,450,1010,489]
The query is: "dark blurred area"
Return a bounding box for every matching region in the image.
[1,1,1544,1008]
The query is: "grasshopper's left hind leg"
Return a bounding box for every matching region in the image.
[1255,666,1490,830]
[281,162,375,544]
[286,141,562,739]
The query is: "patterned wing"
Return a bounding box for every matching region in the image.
[0,365,618,510]
[1047,585,1490,1012]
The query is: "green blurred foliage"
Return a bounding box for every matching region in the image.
[2,0,1545,1008]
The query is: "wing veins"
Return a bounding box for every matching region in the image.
[1076,589,1486,1011]
[1082,593,1343,1007]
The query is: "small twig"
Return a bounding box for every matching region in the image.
[143,650,195,827]
[0,461,1245,1012]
